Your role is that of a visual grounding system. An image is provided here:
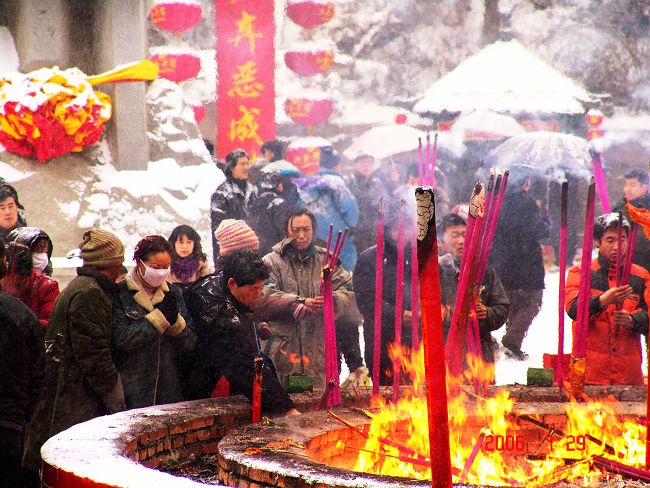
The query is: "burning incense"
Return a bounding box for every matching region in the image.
[418,137,423,186]
[430,133,438,187]
[415,186,453,488]
[252,356,263,423]
[393,201,406,402]
[410,224,420,350]
[318,379,336,410]
[321,226,347,408]
[373,199,385,395]
[591,150,611,213]
[446,182,485,377]
[569,179,595,396]
[425,133,431,186]
[557,181,568,386]
[459,431,485,483]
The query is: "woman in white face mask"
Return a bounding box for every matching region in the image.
[7,227,54,276]
[112,235,197,409]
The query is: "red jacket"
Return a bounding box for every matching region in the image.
[18,271,60,329]
[566,255,650,385]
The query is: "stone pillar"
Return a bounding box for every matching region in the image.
[94,0,149,170]
[14,0,68,71]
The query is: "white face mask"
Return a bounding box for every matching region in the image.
[139,261,170,288]
[32,252,49,273]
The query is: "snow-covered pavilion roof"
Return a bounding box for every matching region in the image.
[413,40,592,116]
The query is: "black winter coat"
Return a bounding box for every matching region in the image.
[210,176,257,264]
[354,239,417,385]
[439,254,510,364]
[490,189,549,290]
[112,276,197,408]
[613,194,650,274]
[249,189,295,257]
[344,170,388,254]
[183,273,294,414]
[0,291,44,431]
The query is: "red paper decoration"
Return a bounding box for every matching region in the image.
[284,49,334,77]
[150,52,201,83]
[192,105,206,123]
[287,0,335,29]
[285,138,331,175]
[284,97,333,126]
[149,1,203,33]
[395,113,407,125]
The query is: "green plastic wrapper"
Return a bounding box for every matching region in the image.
[526,367,554,387]
[284,374,314,393]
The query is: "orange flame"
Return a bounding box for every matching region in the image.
[353,343,647,485]
[279,348,311,368]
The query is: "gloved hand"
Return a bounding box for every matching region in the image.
[292,303,312,320]
[340,366,371,389]
[102,374,126,413]
[156,292,179,324]
[256,322,272,340]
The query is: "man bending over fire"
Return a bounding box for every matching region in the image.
[566,213,650,385]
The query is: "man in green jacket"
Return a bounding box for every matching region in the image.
[23,229,126,475]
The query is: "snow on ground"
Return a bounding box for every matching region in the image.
[494,268,648,385]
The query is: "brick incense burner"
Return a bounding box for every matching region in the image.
[40,386,647,487]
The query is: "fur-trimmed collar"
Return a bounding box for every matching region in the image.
[125,272,168,311]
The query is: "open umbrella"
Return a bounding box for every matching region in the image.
[452,109,525,141]
[343,124,465,161]
[484,131,591,179]
[260,160,301,176]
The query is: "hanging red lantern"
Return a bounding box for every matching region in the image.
[284,95,333,126]
[149,1,203,33]
[585,109,604,127]
[587,128,605,140]
[285,137,331,175]
[150,50,201,83]
[287,0,335,29]
[284,46,334,77]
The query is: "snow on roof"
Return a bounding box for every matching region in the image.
[413,39,592,116]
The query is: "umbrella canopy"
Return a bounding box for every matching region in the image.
[484,131,591,179]
[452,110,525,141]
[343,124,465,161]
[260,159,301,176]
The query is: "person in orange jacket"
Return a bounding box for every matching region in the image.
[565,213,650,385]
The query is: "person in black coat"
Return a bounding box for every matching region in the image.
[353,204,417,386]
[489,177,549,360]
[249,171,297,257]
[613,168,650,273]
[0,242,45,487]
[112,235,196,409]
[210,149,257,265]
[184,250,298,416]
[437,214,509,371]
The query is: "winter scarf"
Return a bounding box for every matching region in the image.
[171,255,199,283]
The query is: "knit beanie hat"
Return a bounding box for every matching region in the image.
[215,219,259,256]
[79,229,125,268]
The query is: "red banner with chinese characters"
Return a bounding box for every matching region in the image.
[216,0,275,160]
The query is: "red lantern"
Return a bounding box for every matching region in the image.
[284,47,334,77]
[192,105,206,123]
[585,109,604,127]
[587,128,605,140]
[149,1,203,33]
[285,137,331,176]
[284,96,333,126]
[287,0,335,29]
[150,51,201,83]
[395,113,407,125]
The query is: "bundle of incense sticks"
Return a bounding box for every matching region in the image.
[321,225,348,408]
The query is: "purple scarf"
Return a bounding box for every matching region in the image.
[171,255,198,283]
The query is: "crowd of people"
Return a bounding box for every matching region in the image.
[2,144,650,486]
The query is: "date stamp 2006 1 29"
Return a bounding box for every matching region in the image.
[482,433,587,452]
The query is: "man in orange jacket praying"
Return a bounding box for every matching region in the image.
[566,213,650,385]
